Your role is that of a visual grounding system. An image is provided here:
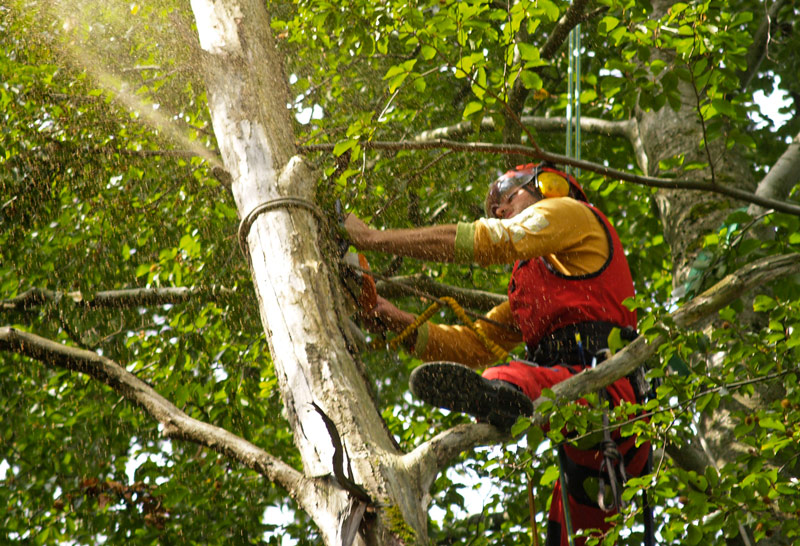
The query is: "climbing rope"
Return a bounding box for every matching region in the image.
[566,24,582,178]
[237,197,327,259]
[551,25,583,546]
[371,295,510,363]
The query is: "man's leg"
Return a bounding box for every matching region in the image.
[547,480,612,546]
[409,360,579,429]
[482,360,576,401]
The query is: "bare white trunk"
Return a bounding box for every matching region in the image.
[188,1,436,543]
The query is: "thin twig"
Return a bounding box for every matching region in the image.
[688,54,717,184]
[564,368,793,446]
[300,140,800,216]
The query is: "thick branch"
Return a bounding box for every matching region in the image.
[376,275,507,312]
[503,0,590,147]
[408,252,800,480]
[301,140,800,216]
[539,0,591,61]
[415,115,633,142]
[541,253,800,407]
[1,286,238,311]
[402,423,506,495]
[415,115,649,173]
[748,130,800,215]
[0,326,308,497]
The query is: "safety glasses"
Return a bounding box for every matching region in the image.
[494,172,536,204]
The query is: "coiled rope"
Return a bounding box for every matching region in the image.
[370,295,510,363]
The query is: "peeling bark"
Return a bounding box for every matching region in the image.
[188,0,434,543]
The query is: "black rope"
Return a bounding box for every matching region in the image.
[237,197,326,257]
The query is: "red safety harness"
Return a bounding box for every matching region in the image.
[508,202,637,353]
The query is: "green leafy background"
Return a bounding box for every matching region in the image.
[1,0,798,544]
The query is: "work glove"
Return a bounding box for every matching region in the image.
[341,251,377,315]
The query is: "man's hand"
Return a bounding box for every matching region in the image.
[358,295,415,334]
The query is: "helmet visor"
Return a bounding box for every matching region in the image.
[485,172,535,218]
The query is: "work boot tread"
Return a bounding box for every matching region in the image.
[409,362,533,426]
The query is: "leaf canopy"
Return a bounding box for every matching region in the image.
[1,0,799,544]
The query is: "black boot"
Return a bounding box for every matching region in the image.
[409,362,533,430]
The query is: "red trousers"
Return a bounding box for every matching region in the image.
[483,360,650,546]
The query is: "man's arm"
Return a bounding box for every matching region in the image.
[344,215,457,262]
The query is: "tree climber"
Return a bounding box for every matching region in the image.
[344,162,651,546]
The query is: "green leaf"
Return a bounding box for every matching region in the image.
[538,0,560,22]
[759,416,785,432]
[517,42,540,62]
[541,464,560,486]
[462,101,483,119]
[609,26,627,45]
[711,98,736,118]
[420,45,436,61]
[704,466,719,488]
[333,139,358,157]
[753,295,776,312]
[519,70,543,90]
[600,16,620,33]
[685,524,703,545]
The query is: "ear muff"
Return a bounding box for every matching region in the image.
[537,171,570,198]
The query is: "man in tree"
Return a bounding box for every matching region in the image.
[345,162,651,546]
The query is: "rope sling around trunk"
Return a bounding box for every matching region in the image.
[237,197,327,259]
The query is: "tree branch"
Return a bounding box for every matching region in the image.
[540,253,800,408]
[414,115,650,173]
[539,0,591,61]
[738,0,789,91]
[502,0,591,147]
[376,275,507,312]
[748,130,800,215]
[415,115,634,142]
[1,286,238,311]
[402,423,507,495]
[408,252,800,480]
[301,140,800,216]
[0,326,308,497]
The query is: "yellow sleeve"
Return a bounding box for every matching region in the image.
[412,301,523,370]
[454,197,609,275]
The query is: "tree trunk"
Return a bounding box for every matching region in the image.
[188,0,433,543]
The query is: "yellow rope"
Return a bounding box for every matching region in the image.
[372,296,509,363]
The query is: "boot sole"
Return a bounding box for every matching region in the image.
[409,362,533,424]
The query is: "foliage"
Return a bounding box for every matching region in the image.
[0,2,300,543]
[1,0,798,544]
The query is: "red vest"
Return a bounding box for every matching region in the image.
[508,202,636,348]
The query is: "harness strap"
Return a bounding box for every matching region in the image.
[557,447,577,546]
[526,321,637,367]
[597,407,629,512]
